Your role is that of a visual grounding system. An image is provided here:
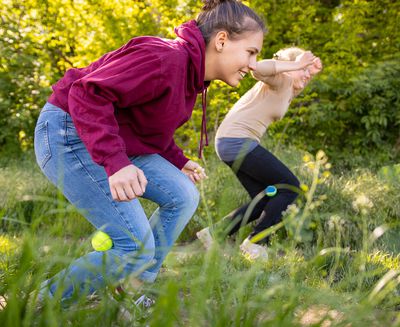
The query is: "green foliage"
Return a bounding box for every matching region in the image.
[1,0,399,165]
[0,0,198,155]
[378,164,400,186]
[251,0,400,166]
[269,56,400,165]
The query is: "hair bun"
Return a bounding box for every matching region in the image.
[197,0,265,44]
[202,0,231,11]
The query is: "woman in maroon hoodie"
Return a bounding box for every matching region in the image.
[34,0,265,303]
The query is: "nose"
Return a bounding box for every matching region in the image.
[248,56,257,71]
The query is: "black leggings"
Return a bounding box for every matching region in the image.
[221,145,300,244]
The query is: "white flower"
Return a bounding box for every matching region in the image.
[352,194,374,214]
[284,203,300,216]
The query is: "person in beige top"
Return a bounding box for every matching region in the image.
[197,47,323,259]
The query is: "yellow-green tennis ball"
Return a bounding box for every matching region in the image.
[91,231,113,251]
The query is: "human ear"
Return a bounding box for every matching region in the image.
[214,30,228,52]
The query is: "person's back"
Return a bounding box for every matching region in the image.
[216,73,293,143]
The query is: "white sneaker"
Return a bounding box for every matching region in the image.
[134,294,155,309]
[240,238,268,261]
[118,294,155,322]
[196,227,214,250]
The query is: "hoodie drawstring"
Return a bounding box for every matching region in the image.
[198,87,208,158]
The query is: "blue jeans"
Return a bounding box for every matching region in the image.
[34,103,199,300]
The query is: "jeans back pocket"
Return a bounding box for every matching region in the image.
[34,121,52,169]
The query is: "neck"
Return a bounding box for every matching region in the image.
[204,46,218,81]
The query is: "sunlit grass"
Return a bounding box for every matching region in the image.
[0,235,18,255]
[368,252,400,271]
[0,146,399,326]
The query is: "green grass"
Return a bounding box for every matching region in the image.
[0,146,399,326]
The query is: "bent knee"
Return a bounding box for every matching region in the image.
[278,174,301,200]
[175,177,200,209]
[282,173,300,189]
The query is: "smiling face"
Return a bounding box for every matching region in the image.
[205,30,264,87]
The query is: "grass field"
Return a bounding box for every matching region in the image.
[0,145,399,326]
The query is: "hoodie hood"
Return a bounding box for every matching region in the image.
[175,20,210,158]
[175,20,207,93]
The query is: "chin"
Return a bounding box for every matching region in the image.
[224,79,240,87]
[219,77,240,87]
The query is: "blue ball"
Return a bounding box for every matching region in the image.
[265,185,277,197]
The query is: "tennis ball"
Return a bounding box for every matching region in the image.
[91,231,113,251]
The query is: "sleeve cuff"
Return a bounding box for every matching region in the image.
[103,151,132,177]
[174,156,190,170]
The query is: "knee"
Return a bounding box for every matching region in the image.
[279,170,300,193]
[285,173,300,188]
[279,174,300,201]
[174,177,200,210]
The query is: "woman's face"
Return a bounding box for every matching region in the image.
[287,67,311,90]
[214,30,264,87]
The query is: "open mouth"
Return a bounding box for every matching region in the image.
[239,71,247,79]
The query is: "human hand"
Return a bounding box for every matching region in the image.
[295,51,315,69]
[181,160,207,184]
[108,164,148,201]
[309,57,323,75]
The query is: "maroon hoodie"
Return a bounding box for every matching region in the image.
[48,20,207,177]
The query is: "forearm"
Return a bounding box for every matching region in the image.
[273,60,307,74]
[255,59,305,76]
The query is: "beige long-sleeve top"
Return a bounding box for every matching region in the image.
[216,60,296,143]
